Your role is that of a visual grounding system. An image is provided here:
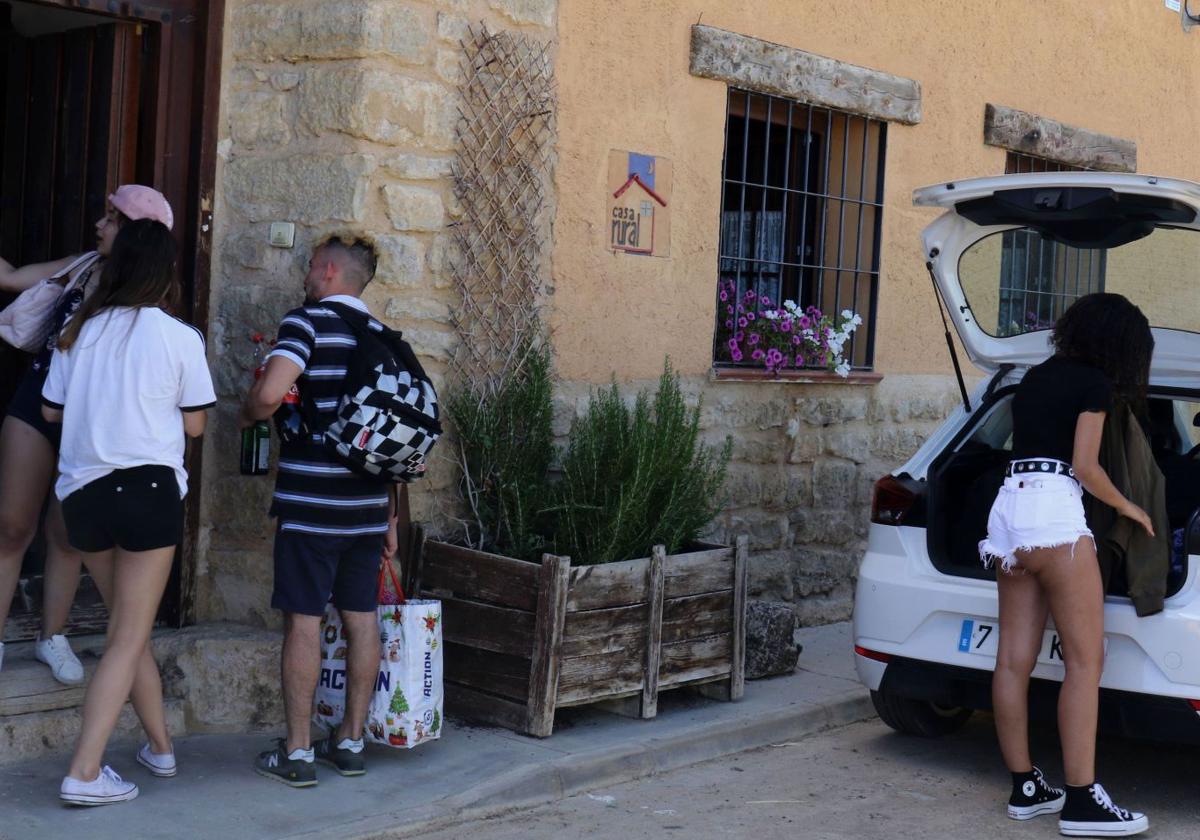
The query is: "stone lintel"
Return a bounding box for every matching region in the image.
[689,24,922,125]
[983,103,1136,173]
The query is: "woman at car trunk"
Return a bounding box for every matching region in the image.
[979,293,1154,838]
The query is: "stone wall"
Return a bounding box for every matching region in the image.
[197,0,558,625]
[197,0,960,631]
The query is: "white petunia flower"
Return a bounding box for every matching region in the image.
[835,361,852,378]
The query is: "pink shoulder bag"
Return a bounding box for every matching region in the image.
[0,252,101,353]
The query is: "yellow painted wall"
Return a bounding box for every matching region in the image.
[552,1,1200,381]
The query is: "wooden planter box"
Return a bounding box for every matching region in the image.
[412,533,748,737]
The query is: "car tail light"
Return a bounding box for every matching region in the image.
[871,474,920,526]
[1188,699,1200,713]
[854,645,891,663]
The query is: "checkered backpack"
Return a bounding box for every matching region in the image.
[307,302,442,483]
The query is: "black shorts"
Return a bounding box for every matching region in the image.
[61,465,183,552]
[271,528,385,616]
[6,367,61,447]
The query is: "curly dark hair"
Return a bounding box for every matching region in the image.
[1051,293,1153,413]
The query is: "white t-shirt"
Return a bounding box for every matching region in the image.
[42,306,217,500]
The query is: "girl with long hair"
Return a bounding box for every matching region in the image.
[981,293,1153,837]
[0,186,173,683]
[42,219,215,805]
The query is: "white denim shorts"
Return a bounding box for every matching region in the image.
[978,467,1094,573]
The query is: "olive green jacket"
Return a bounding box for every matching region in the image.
[1084,403,1170,617]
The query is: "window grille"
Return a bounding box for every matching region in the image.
[996,151,1105,336]
[713,89,886,370]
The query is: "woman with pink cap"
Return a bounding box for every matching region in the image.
[0,185,174,695]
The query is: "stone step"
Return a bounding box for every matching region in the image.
[0,650,101,716]
[0,623,284,765]
[0,698,187,765]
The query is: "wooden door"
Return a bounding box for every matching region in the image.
[0,0,219,641]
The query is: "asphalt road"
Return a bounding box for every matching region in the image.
[415,715,1200,839]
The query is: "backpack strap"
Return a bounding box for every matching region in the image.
[295,300,377,435]
[322,300,433,384]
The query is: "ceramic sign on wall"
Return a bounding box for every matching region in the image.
[608,150,672,257]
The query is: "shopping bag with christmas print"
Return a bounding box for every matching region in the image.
[313,557,443,749]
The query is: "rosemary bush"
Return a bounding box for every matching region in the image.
[550,362,732,565]
[447,342,555,561]
[450,356,731,566]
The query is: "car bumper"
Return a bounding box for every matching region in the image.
[853,523,1200,701]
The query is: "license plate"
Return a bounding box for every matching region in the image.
[956,618,1105,666]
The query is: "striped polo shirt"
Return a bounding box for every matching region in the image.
[266,294,390,536]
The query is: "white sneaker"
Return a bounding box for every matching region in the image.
[136,742,177,778]
[60,766,139,806]
[35,634,85,685]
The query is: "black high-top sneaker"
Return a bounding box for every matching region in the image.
[1007,767,1066,820]
[1059,782,1148,837]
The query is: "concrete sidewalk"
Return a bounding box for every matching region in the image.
[0,622,871,840]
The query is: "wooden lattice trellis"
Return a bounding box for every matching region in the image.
[450,24,556,400]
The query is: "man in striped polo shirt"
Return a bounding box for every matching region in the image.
[239,236,396,787]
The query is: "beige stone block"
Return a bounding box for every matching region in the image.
[384,296,452,324]
[823,428,873,464]
[382,154,454,180]
[732,433,782,466]
[299,68,446,146]
[400,325,456,362]
[746,549,795,602]
[229,90,291,149]
[794,393,868,426]
[790,546,859,598]
[270,71,302,91]
[793,586,854,626]
[489,0,555,27]
[437,48,466,85]
[787,421,822,463]
[426,234,456,287]
[437,11,470,43]
[225,154,375,223]
[0,699,186,764]
[234,1,430,64]
[373,233,426,288]
[382,184,445,231]
[157,628,284,730]
[812,458,857,507]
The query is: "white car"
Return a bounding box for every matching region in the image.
[853,171,1200,740]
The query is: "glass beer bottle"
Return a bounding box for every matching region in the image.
[240,334,272,476]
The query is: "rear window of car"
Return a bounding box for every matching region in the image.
[958,226,1200,338]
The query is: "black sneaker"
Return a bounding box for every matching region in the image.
[254,740,317,788]
[313,734,366,777]
[1008,767,1066,820]
[1059,782,1148,837]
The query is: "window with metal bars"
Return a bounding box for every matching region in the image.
[995,151,1106,336]
[713,89,886,371]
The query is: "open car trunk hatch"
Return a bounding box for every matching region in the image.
[914,173,1200,382]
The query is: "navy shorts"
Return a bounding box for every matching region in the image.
[6,367,61,447]
[61,465,183,552]
[271,528,385,616]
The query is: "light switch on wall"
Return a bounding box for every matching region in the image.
[269,222,295,248]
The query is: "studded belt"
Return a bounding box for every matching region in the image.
[1006,458,1076,480]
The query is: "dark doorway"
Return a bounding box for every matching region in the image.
[0,0,219,641]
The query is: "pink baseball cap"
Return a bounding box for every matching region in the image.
[109,184,174,231]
